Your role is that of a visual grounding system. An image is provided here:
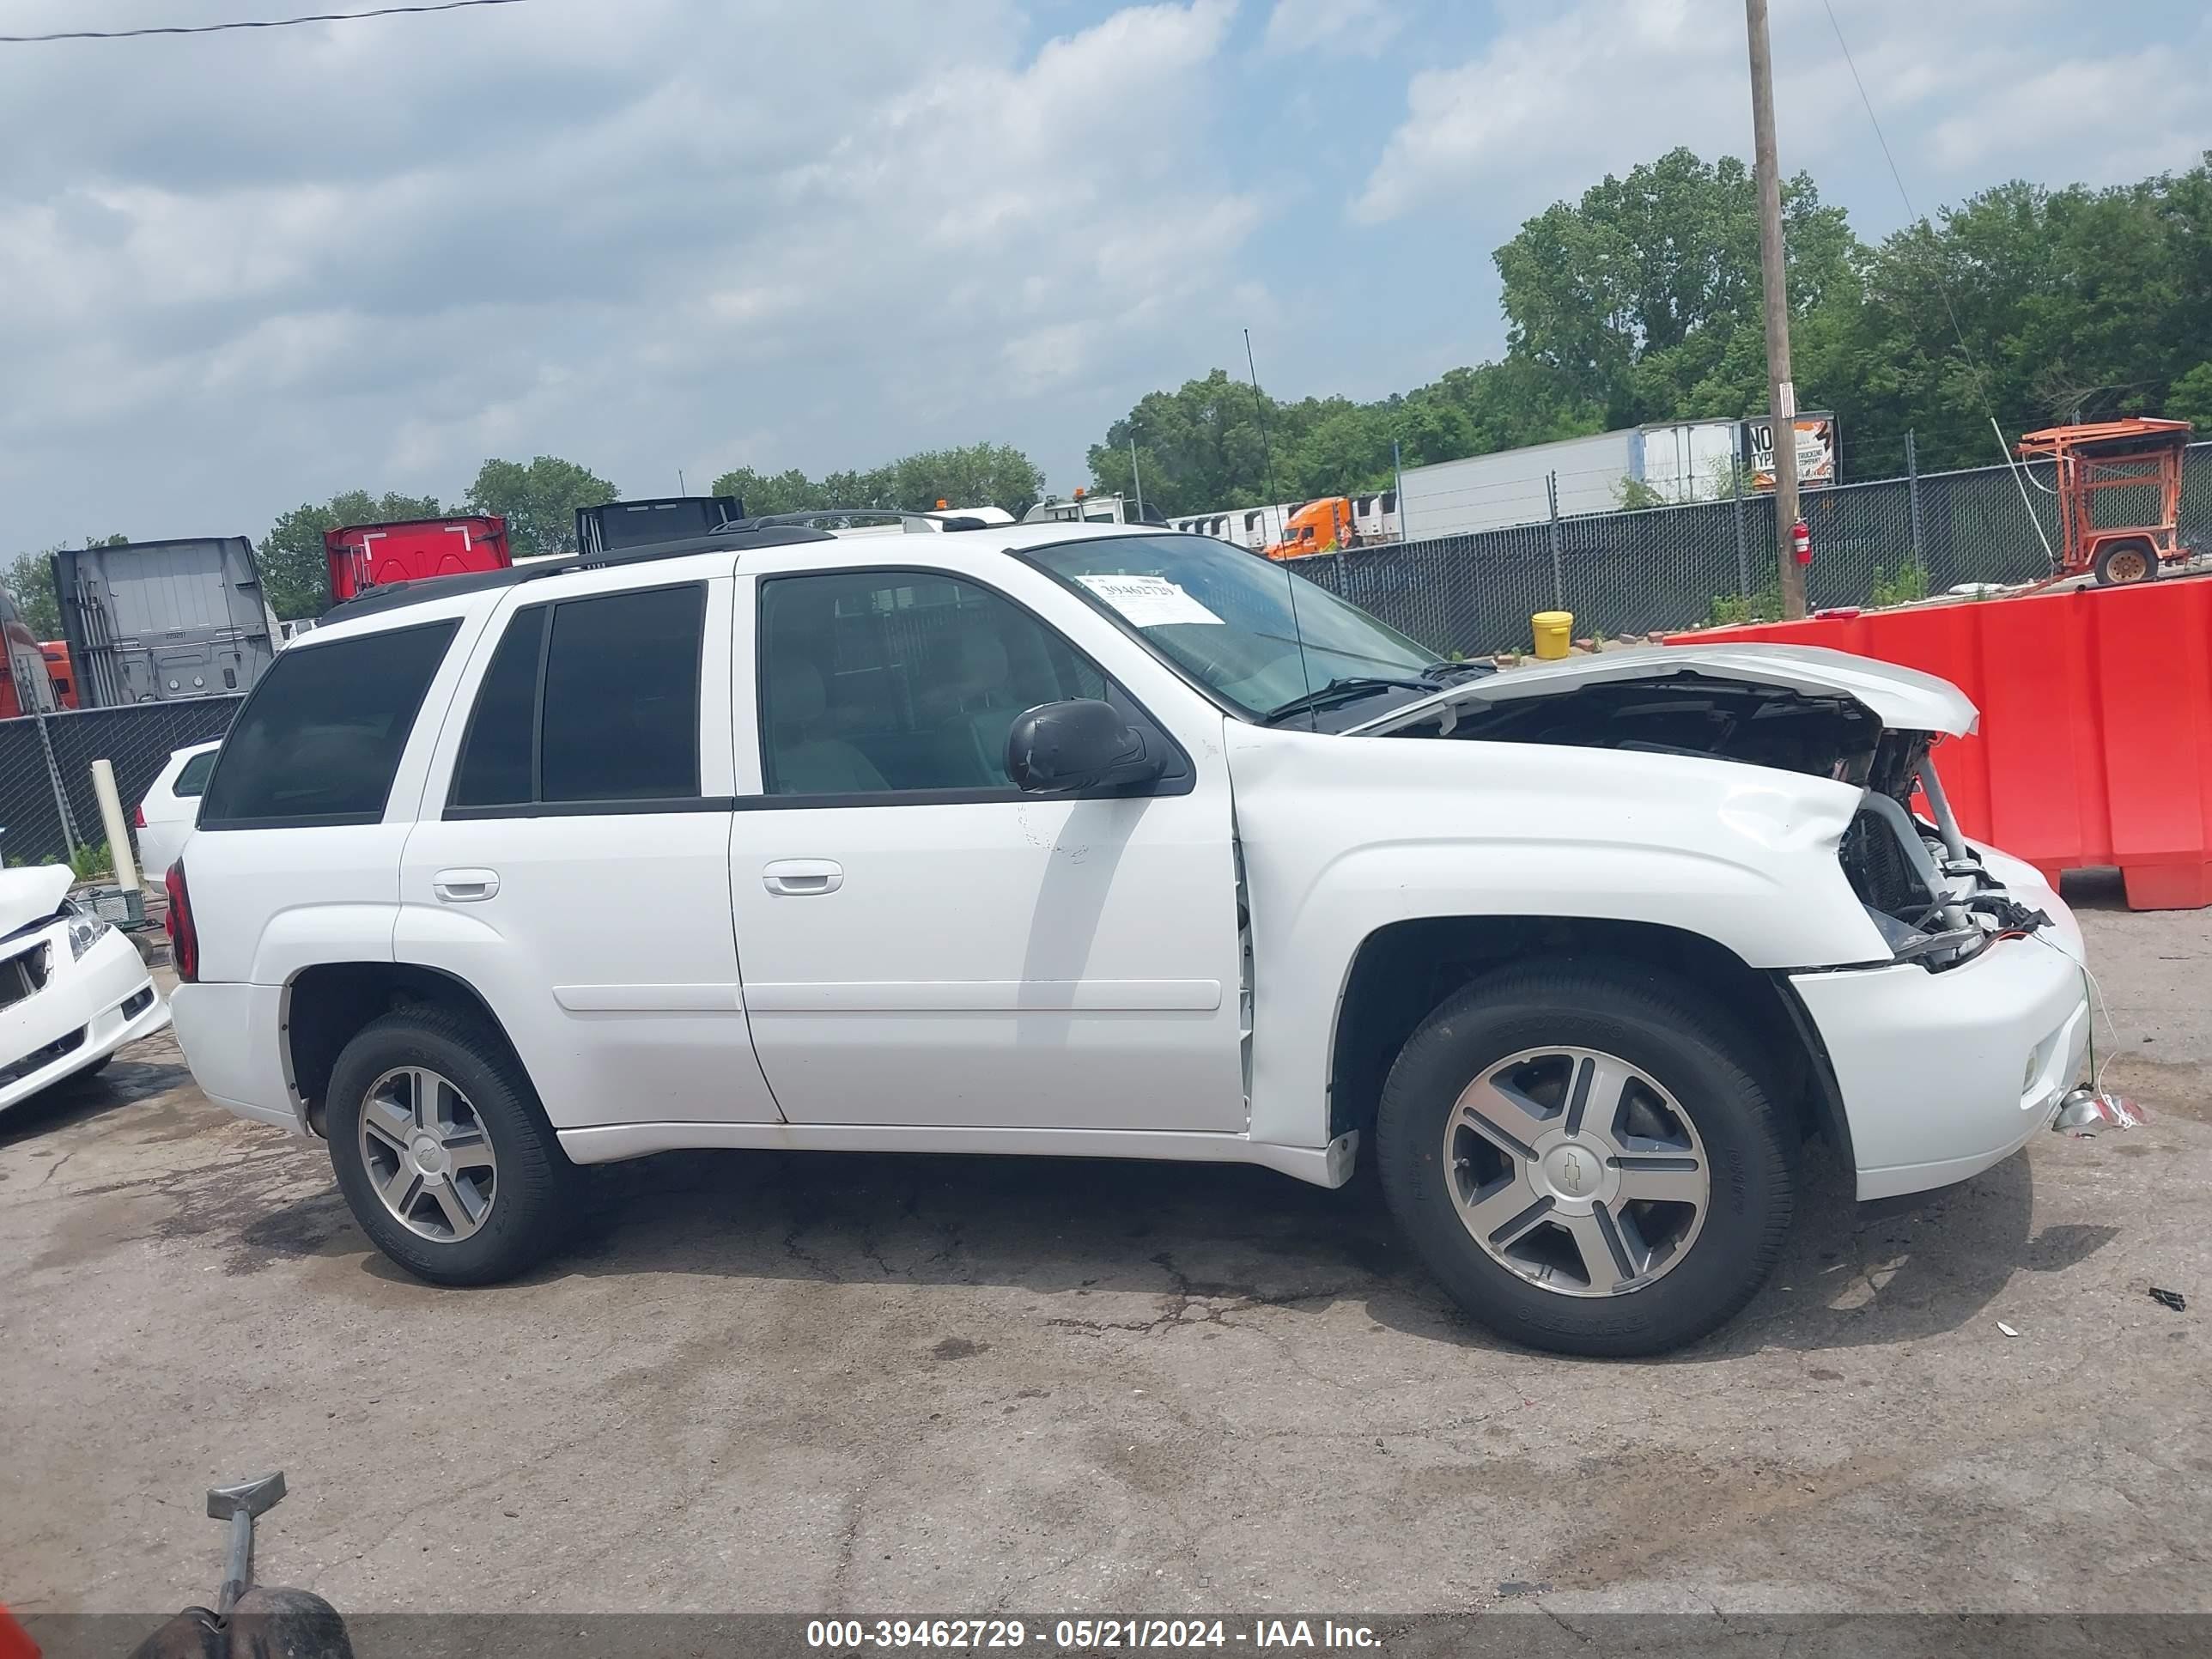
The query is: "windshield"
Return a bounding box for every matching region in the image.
[1029,533,1437,719]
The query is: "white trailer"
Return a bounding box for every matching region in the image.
[1396,419,1743,540]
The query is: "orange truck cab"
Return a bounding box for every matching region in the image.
[1263,496,1353,561]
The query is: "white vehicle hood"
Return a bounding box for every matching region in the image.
[1348,642,1978,738]
[0,865,72,934]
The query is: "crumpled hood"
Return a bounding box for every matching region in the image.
[0,865,71,935]
[1348,642,1978,738]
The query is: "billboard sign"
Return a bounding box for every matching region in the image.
[1741,414,1838,491]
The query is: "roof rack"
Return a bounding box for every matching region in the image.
[319,523,836,623]
[738,507,997,533]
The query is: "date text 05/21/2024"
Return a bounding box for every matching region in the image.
[805,1620,1382,1650]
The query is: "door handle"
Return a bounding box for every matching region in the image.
[433,868,501,902]
[763,859,842,896]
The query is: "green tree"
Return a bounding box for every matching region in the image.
[1087,369,1287,517]
[1493,146,1861,429]
[711,443,1047,520]
[465,456,618,560]
[1833,157,2212,471]
[710,466,828,516]
[2,552,57,637]
[1086,361,1601,516]
[2169,362,2212,429]
[258,490,445,619]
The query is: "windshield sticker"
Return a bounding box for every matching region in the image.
[1074,574,1224,627]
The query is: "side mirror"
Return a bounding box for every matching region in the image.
[1006,699,1164,794]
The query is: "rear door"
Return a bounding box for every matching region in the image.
[395,563,781,1133]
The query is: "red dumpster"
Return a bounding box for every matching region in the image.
[325,514,512,604]
[1668,578,2212,910]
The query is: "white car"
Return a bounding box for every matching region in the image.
[166,523,2090,1355]
[132,739,223,881]
[0,866,170,1112]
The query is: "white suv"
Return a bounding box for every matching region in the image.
[167,523,2090,1355]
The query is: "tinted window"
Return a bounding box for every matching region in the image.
[449,606,545,808]
[540,586,704,801]
[758,572,1108,796]
[199,621,457,827]
[173,750,218,798]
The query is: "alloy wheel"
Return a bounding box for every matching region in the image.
[1443,1044,1710,1297]
[356,1066,499,1243]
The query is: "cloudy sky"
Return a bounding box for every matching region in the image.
[4,0,2209,547]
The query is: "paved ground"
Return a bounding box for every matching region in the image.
[4,872,2208,1620]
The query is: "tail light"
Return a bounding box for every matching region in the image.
[164,860,198,983]
[132,802,146,829]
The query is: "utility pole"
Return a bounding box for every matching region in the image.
[1391,438,1408,542]
[1244,328,1280,546]
[1746,0,1806,619]
[1128,438,1146,520]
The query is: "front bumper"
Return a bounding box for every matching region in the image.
[1795,889,2089,1200]
[0,926,170,1113]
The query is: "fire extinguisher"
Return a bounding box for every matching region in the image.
[1791,518,1812,566]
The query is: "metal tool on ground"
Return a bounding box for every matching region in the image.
[206,1471,285,1617]
[127,1471,354,1659]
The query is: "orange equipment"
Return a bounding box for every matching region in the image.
[1263,496,1354,561]
[2014,417,2193,586]
[40,641,76,708]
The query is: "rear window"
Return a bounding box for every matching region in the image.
[173,750,218,798]
[447,583,705,812]
[198,620,458,829]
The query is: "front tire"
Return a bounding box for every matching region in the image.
[1376,963,1794,1357]
[325,1006,576,1285]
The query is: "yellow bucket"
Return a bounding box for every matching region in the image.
[1531,610,1574,660]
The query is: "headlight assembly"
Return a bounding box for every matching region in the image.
[63,899,111,960]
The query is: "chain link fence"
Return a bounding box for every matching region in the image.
[1293,441,2212,659]
[0,698,243,869]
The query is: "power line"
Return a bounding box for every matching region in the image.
[1819,0,2057,565]
[1817,1,2000,434]
[1,0,527,44]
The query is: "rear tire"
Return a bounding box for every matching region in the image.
[1375,962,1795,1357]
[325,1006,576,1285]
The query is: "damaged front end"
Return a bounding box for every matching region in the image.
[1840,743,2044,973]
[1350,642,2063,973]
[1840,735,2051,969]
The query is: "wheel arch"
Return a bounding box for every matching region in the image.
[285,961,529,1137]
[1327,915,1851,1166]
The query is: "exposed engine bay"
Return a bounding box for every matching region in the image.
[1378,673,1887,783]
[1380,669,2052,969]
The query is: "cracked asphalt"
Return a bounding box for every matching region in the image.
[4,871,2208,1620]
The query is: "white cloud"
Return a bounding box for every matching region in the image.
[1352,0,2212,226]
[0,0,1266,544]
[1262,0,1400,56]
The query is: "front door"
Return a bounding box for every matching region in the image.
[726,564,1246,1133]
